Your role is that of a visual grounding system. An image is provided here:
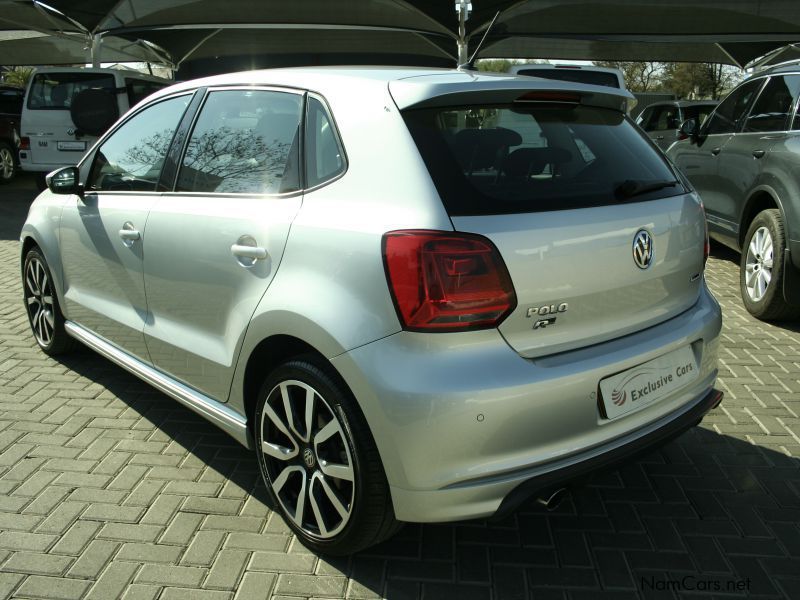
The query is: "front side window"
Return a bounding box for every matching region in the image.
[683,104,715,126]
[306,96,345,188]
[745,75,800,133]
[87,95,190,192]
[177,89,302,194]
[703,79,764,135]
[404,103,681,216]
[27,73,115,110]
[642,105,681,132]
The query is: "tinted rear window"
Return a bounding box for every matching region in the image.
[27,73,115,110]
[517,69,620,88]
[403,104,682,216]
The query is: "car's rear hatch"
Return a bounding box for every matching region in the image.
[393,74,706,357]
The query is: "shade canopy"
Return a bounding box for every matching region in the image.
[1,0,799,69]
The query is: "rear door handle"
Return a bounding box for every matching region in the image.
[656,135,665,140]
[711,147,721,156]
[752,149,766,159]
[231,244,267,260]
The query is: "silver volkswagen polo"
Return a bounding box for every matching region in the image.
[20,67,722,555]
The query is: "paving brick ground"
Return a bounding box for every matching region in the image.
[2,174,800,599]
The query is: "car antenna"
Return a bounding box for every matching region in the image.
[458,10,501,71]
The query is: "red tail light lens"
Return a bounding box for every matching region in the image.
[19,136,30,150]
[516,91,581,104]
[382,230,517,331]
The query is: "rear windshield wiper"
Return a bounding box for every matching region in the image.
[614,179,679,200]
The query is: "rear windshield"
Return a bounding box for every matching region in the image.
[403,104,683,216]
[27,73,115,110]
[516,69,620,89]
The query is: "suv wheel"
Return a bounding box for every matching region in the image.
[740,209,797,320]
[0,141,15,184]
[23,247,74,355]
[254,359,399,555]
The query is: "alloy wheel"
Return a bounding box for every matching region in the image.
[0,147,14,181]
[24,256,55,347]
[744,226,774,302]
[260,379,355,539]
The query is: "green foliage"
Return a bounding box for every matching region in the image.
[1,66,34,88]
[595,61,664,92]
[475,59,513,73]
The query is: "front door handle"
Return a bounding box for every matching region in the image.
[231,244,267,260]
[119,222,140,243]
[752,149,766,159]
[711,147,721,156]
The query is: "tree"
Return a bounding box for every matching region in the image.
[661,63,742,99]
[1,66,34,88]
[595,61,664,92]
[475,59,513,73]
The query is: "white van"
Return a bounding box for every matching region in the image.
[509,64,636,112]
[19,67,170,188]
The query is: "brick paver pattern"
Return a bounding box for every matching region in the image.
[1,181,800,599]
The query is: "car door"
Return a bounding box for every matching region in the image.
[672,78,764,240]
[142,87,304,401]
[716,75,800,245]
[641,104,681,151]
[59,93,192,361]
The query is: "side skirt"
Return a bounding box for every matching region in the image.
[65,321,252,449]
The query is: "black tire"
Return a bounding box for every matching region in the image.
[22,247,74,355]
[0,141,15,184]
[254,358,400,555]
[739,209,798,320]
[69,88,119,137]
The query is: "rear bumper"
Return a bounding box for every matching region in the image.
[331,283,722,523]
[492,387,722,520]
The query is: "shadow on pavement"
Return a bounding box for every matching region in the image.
[52,346,800,599]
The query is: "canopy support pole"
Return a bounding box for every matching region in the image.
[456,0,471,67]
[90,33,104,67]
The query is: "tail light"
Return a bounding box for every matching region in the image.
[19,137,30,151]
[382,230,517,331]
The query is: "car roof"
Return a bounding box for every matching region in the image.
[154,66,633,112]
[754,61,800,77]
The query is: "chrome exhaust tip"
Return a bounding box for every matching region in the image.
[536,487,570,511]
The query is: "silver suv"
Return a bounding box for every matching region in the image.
[21,67,722,555]
[668,65,800,319]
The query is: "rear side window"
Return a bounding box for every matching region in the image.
[0,89,23,115]
[744,75,800,133]
[87,95,190,192]
[305,96,345,188]
[177,89,302,194]
[517,69,620,88]
[403,104,681,216]
[27,73,115,110]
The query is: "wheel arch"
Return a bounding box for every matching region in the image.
[738,188,784,250]
[240,334,352,437]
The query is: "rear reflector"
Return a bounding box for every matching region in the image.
[382,230,517,332]
[19,137,30,151]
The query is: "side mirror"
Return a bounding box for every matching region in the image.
[46,167,83,197]
[678,118,699,143]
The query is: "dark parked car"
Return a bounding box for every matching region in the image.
[0,84,24,184]
[636,100,718,151]
[668,64,800,319]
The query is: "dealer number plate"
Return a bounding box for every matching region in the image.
[599,346,699,420]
